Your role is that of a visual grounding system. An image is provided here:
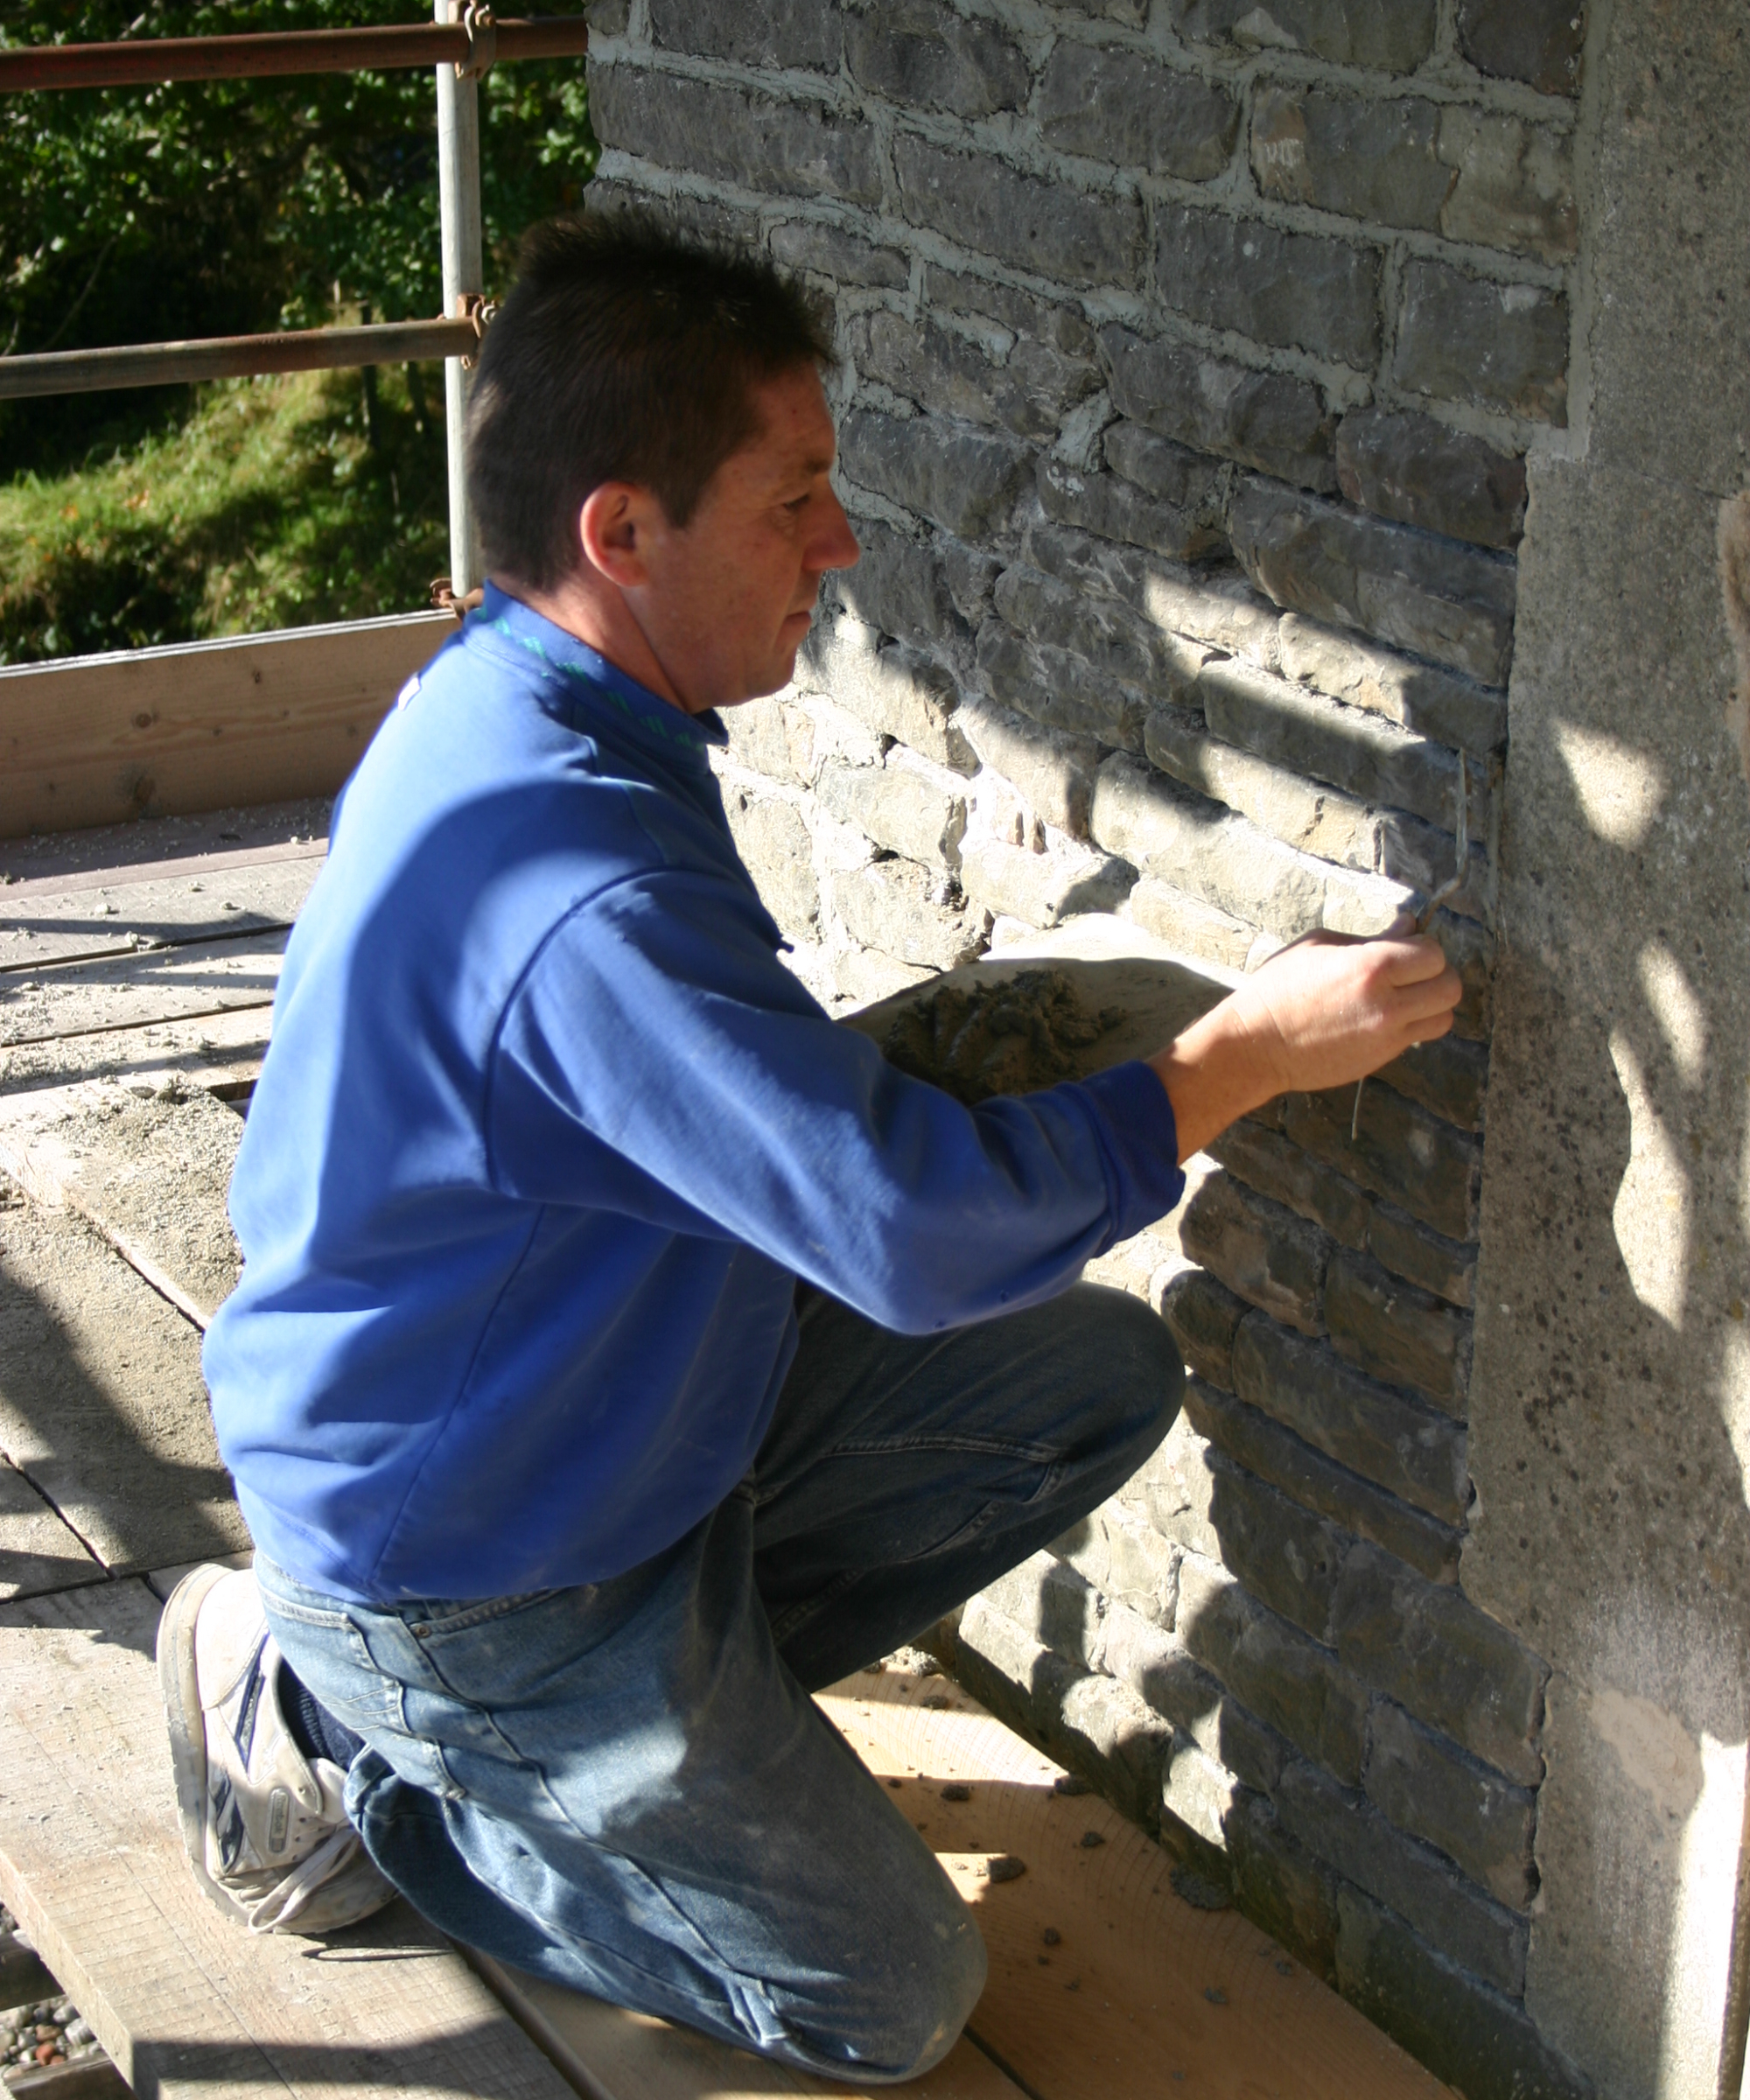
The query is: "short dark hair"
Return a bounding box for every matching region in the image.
[466,213,836,590]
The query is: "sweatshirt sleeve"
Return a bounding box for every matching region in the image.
[485,863,1184,1333]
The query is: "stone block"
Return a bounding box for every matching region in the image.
[923,269,1100,362]
[1228,477,1517,690]
[799,696,884,773]
[1099,326,1336,492]
[769,219,910,290]
[827,858,990,972]
[1036,458,1225,564]
[833,519,959,650]
[1178,1171,1332,1335]
[799,616,976,772]
[894,135,1147,290]
[955,696,1101,837]
[1101,1601,1292,1798]
[585,174,764,251]
[1036,44,1240,179]
[648,0,840,69]
[1367,1203,1475,1311]
[1194,648,1480,832]
[940,541,1004,628]
[1185,1377,1462,1584]
[1375,1027,1489,1137]
[850,311,1098,444]
[1168,0,1436,71]
[1144,705,1381,873]
[1232,1315,1468,1523]
[1424,907,1493,1041]
[1125,877,1256,971]
[1457,0,1585,96]
[1284,1082,1480,1242]
[1277,1761,1529,1996]
[1332,1545,1546,1786]
[721,786,818,940]
[1160,1267,1250,1389]
[959,836,1135,928]
[1275,614,1508,756]
[845,0,1029,117]
[839,409,1032,540]
[1102,423,1222,508]
[1366,1699,1536,1910]
[1392,259,1569,425]
[1335,1888,1592,2100]
[830,943,932,1007]
[1051,1502,1178,1630]
[1251,90,1576,264]
[1163,1734,1243,1849]
[1155,206,1381,371]
[1205,1447,1349,1642]
[1091,757,1315,941]
[1375,809,1490,926]
[1134,1412,1223,1563]
[1336,409,1527,551]
[1326,1249,1470,1410]
[976,625,1149,751]
[1226,1791,1341,1984]
[818,759,967,871]
[955,1597,1172,1831]
[1175,1551,1368,1784]
[983,1549,1104,1665]
[993,564,1182,697]
[590,71,882,206]
[720,696,812,787]
[1206,1118,1369,1250]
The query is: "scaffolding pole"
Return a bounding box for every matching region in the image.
[0,318,480,400]
[437,0,485,599]
[0,17,590,94]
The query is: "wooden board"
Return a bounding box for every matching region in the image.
[0,928,286,1051]
[0,1460,104,1603]
[0,852,322,971]
[0,802,330,891]
[477,1959,1027,2100]
[0,1088,244,1327]
[0,1007,273,1109]
[0,1578,581,2100]
[817,1668,1452,2100]
[0,612,450,839]
[0,1186,249,1574]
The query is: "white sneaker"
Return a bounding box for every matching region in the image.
[157,1564,396,1936]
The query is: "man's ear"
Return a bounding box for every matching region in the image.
[579,481,662,589]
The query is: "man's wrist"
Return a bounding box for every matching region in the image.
[1147,995,1281,1165]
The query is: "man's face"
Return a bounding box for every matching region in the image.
[626,363,860,714]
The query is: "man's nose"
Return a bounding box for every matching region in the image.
[810,489,860,574]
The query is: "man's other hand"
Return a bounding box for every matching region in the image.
[1149,929,1464,1165]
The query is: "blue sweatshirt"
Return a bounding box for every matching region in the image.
[204,586,1185,1604]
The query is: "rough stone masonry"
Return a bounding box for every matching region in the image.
[577,3,1750,2096]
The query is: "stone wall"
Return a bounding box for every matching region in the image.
[573,4,1710,2095]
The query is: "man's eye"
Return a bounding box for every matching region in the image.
[784,494,810,514]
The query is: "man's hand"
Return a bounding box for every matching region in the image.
[1149,929,1464,1164]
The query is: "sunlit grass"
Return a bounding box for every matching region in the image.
[0,360,451,662]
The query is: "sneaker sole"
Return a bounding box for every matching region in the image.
[156,1561,250,1928]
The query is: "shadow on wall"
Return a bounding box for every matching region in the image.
[1463,466,1750,2097]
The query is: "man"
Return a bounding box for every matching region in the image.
[160,217,1461,2075]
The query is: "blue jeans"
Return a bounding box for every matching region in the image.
[257,1283,1180,2082]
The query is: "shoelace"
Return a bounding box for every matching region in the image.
[244,1823,364,1936]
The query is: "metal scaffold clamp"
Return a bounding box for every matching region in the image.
[455,3,497,80]
[454,291,498,368]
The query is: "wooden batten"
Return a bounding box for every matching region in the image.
[0,612,454,839]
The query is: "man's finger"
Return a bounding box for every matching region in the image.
[1377,934,1458,986]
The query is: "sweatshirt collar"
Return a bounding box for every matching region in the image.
[470,584,728,764]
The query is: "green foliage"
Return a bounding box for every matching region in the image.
[1,0,597,472]
[0,366,452,662]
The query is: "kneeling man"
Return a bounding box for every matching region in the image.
[160,216,1461,2080]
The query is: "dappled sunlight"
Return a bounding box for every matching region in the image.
[1551,718,1665,847]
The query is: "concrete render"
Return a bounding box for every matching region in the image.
[1465,4,1750,2094]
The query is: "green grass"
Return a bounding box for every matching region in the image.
[0,360,452,663]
